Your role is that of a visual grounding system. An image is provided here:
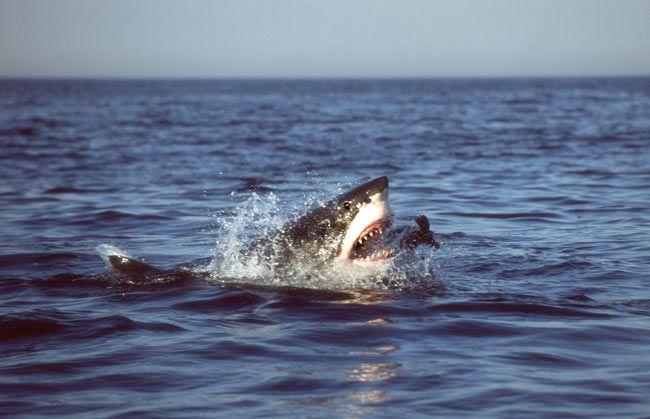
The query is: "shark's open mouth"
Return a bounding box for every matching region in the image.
[349,217,394,262]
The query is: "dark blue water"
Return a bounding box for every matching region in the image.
[1,78,650,417]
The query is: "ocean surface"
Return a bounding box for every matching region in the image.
[1,78,649,417]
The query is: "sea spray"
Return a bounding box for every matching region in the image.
[207,190,440,290]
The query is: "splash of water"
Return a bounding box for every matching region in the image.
[206,191,440,290]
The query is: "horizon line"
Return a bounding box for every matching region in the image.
[1,74,650,81]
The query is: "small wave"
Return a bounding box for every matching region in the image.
[294,323,397,346]
[503,351,589,367]
[502,97,541,105]
[0,317,65,340]
[444,232,467,239]
[0,127,39,137]
[27,116,68,128]
[428,319,522,338]
[0,310,183,341]
[467,262,502,273]
[618,299,650,316]
[44,186,116,194]
[186,340,278,361]
[440,211,562,221]
[261,296,420,322]
[564,169,616,179]
[93,210,158,221]
[172,290,265,312]
[32,272,103,289]
[499,260,593,278]
[247,376,335,394]
[234,177,275,193]
[65,210,173,227]
[223,118,247,127]
[45,186,87,194]
[0,117,69,138]
[0,252,81,267]
[427,300,612,318]
[525,196,592,206]
[94,210,137,221]
[585,269,636,281]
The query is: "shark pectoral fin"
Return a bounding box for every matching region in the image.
[107,255,162,275]
[415,215,430,232]
[407,215,440,250]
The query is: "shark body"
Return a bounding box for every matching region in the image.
[102,176,439,279]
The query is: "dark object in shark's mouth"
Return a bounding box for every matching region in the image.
[350,218,394,261]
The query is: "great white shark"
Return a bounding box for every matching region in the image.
[102,176,439,278]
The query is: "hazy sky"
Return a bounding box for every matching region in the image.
[1,0,649,77]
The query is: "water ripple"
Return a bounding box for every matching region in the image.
[1,78,649,417]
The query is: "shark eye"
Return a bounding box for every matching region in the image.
[343,201,351,211]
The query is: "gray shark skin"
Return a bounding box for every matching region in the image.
[247,176,394,267]
[103,176,439,278]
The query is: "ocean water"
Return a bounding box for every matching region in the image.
[1,78,650,417]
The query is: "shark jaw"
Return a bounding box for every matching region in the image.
[336,187,394,266]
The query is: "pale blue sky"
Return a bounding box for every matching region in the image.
[1,0,649,77]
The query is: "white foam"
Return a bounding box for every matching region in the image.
[206,191,439,290]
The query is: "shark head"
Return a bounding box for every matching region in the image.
[282,176,394,266]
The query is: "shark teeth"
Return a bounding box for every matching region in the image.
[355,220,389,247]
[355,228,379,246]
[350,218,394,262]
